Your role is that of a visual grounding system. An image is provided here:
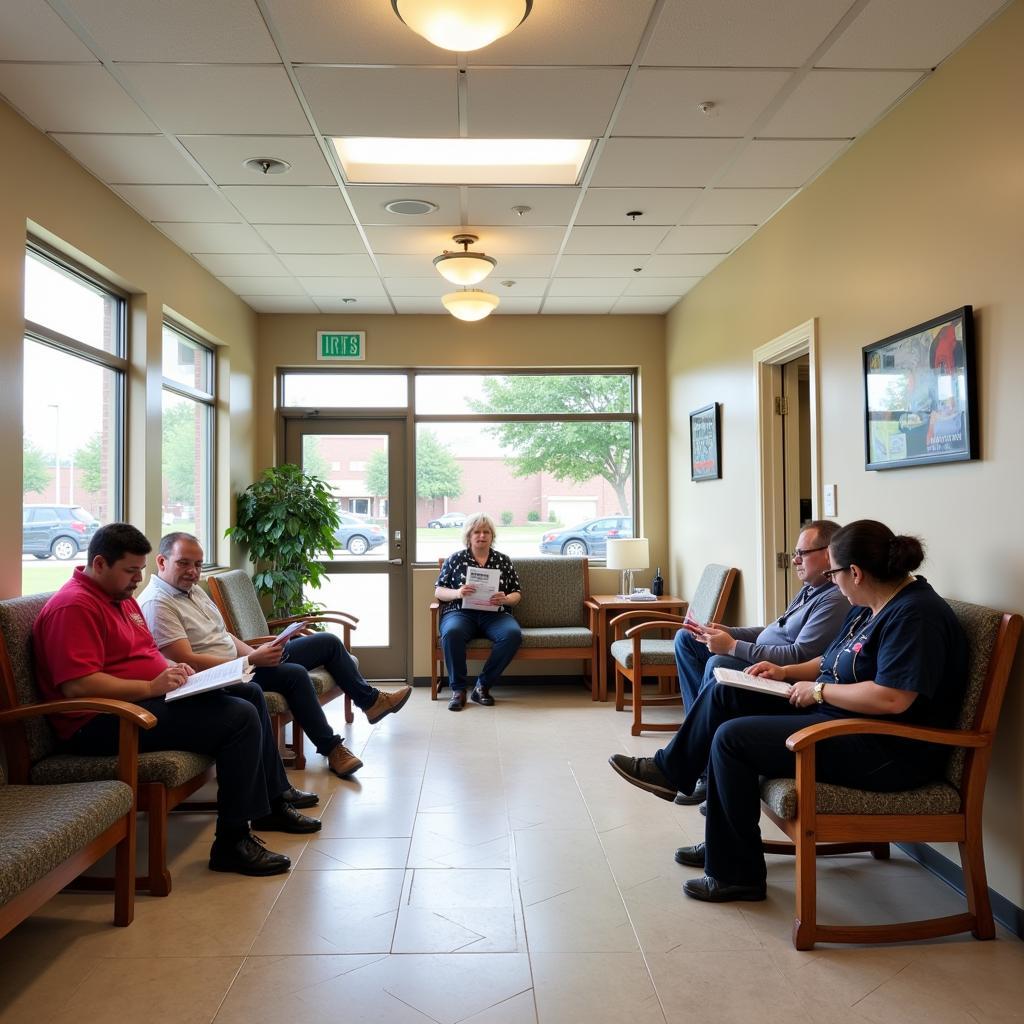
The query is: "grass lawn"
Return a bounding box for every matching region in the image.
[22,560,82,597]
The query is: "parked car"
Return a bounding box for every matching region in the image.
[538,515,633,557]
[23,504,100,560]
[426,512,467,529]
[333,513,386,555]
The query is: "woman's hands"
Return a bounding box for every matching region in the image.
[787,680,819,707]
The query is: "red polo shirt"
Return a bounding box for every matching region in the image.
[33,566,169,740]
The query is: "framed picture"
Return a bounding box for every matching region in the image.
[690,402,721,481]
[863,306,978,471]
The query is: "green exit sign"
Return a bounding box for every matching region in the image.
[317,331,365,361]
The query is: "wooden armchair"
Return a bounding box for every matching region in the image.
[759,599,1022,950]
[207,570,356,769]
[609,564,738,734]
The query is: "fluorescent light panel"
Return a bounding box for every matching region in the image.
[332,137,591,185]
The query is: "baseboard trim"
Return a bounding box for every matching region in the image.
[897,842,1024,940]
[412,674,589,689]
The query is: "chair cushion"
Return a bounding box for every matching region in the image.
[0,780,133,905]
[760,777,963,820]
[462,627,593,652]
[510,558,588,629]
[610,638,676,669]
[208,570,270,640]
[31,750,213,788]
[264,667,340,715]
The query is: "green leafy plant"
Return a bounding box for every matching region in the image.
[501,510,514,527]
[526,510,540,522]
[226,463,341,619]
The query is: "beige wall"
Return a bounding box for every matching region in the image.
[665,2,1024,904]
[0,99,259,591]
[257,314,668,677]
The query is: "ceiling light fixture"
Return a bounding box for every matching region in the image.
[243,157,290,175]
[392,0,532,52]
[433,234,497,286]
[442,289,500,321]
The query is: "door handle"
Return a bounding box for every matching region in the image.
[388,558,404,565]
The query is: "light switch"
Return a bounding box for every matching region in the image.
[823,484,837,517]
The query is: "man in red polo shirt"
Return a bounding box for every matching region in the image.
[33,522,321,877]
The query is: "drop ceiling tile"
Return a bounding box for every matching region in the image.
[111,184,241,222]
[575,188,702,226]
[542,297,617,314]
[384,277,455,297]
[644,0,854,67]
[817,0,1007,69]
[278,253,377,276]
[491,279,549,297]
[296,67,459,137]
[377,253,555,278]
[242,295,320,313]
[564,226,669,255]
[657,224,755,253]
[367,225,564,256]
[392,298,447,315]
[118,64,309,133]
[493,298,543,314]
[156,221,267,253]
[684,188,796,224]
[624,276,701,296]
[612,296,682,314]
[64,0,279,61]
[254,224,365,254]
[220,185,352,224]
[193,253,289,276]
[51,133,205,184]
[298,277,387,298]
[467,187,580,226]
[644,253,727,276]
[591,138,741,188]
[349,186,460,225]
[0,64,153,133]
[548,278,630,297]
[466,68,625,138]
[615,69,792,137]
[314,298,393,314]
[0,0,98,60]
[219,276,307,296]
[179,136,334,186]
[556,255,650,276]
[718,139,850,187]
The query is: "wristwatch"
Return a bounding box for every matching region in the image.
[812,681,827,705]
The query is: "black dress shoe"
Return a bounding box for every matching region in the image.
[209,833,291,876]
[251,803,322,834]
[674,842,706,867]
[470,686,495,706]
[683,875,766,903]
[607,754,676,801]
[674,776,708,806]
[280,785,319,809]
[448,690,467,711]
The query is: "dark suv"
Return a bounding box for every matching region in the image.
[23,505,100,560]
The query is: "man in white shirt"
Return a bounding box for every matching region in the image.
[138,533,411,779]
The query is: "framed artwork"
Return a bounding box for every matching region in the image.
[690,402,721,481]
[863,306,978,470]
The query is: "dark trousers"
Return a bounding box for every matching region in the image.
[673,628,751,712]
[70,681,290,830]
[439,609,522,692]
[654,684,938,886]
[254,632,377,755]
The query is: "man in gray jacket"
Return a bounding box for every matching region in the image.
[673,519,848,805]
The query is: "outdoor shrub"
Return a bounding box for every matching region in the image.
[526,510,540,522]
[500,510,514,527]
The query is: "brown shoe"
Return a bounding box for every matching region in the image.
[327,742,363,778]
[365,685,413,724]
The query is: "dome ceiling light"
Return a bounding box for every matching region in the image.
[433,234,497,286]
[442,289,500,321]
[392,0,532,52]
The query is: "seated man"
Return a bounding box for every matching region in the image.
[33,523,321,878]
[139,532,411,779]
[672,520,848,806]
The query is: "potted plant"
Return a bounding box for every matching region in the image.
[226,463,341,619]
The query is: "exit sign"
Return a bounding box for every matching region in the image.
[317,331,365,361]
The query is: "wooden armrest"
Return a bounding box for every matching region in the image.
[620,613,694,638]
[0,699,156,730]
[269,611,359,628]
[610,610,690,629]
[785,717,989,753]
[429,601,440,610]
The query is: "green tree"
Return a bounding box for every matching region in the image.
[23,440,49,494]
[469,375,633,513]
[365,448,388,496]
[76,434,102,494]
[416,429,463,499]
[162,401,199,504]
[302,436,330,479]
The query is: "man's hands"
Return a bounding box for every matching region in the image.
[149,663,194,697]
[249,641,286,668]
[683,619,735,655]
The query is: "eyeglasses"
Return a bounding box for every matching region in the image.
[822,566,850,581]
[792,545,828,560]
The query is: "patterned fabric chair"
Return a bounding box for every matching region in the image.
[207,570,355,769]
[429,557,597,699]
[0,594,214,898]
[758,599,1022,950]
[608,564,738,735]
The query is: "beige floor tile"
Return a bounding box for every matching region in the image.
[598,823,694,891]
[316,795,420,838]
[522,875,639,953]
[295,836,411,870]
[459,988,538,1023]
[408,810,512,869]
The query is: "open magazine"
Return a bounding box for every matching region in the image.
[713,665,792,698]
[164,656,255,702]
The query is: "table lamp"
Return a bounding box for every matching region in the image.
[606,537,650,597]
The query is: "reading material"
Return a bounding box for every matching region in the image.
[164,656,255,702]
[271,620,305,645]
[713,665,793,698]
[462,566,500,611]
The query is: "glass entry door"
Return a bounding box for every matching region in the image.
[284,417,408,681]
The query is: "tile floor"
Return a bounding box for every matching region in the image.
[2,684,1024,1023]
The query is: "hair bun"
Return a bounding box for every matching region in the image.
[888,534,924,575]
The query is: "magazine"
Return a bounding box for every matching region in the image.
[713,665,792,698]
[164,656,255,702]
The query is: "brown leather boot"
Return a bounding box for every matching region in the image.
[365,685,413,724]
[327,742,363,778]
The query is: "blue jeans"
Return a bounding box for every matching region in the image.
[674,628,752,712]
[439,609,522,692]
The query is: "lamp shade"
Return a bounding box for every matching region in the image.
[392,0,532,52]
[606,537,649,571]
[442,289,500,321]
[433,251,497,285]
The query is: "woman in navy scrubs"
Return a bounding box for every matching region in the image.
[608,519,968,903]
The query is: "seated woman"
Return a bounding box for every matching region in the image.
[434,513,523,711]
[609,519,968,903]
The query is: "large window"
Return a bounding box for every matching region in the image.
[22,244,126,595]
[161,323,214,552]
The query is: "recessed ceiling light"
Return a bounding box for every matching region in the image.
[243,157,290,175]
[384,198,439,216]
